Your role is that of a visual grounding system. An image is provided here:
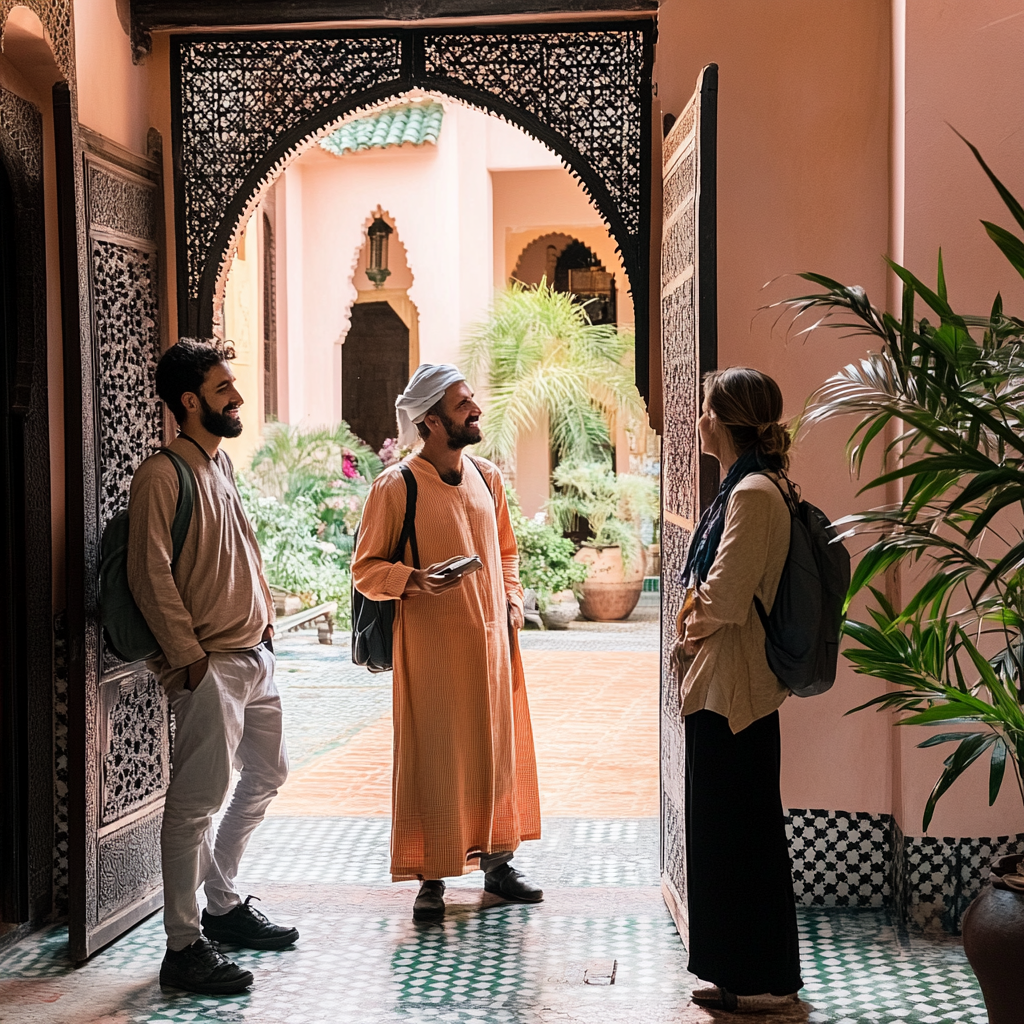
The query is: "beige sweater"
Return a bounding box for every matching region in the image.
[680,473,792,733]
[127,435,274,685]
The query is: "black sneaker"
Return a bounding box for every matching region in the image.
[159,937,254,995]
[201,896,299,950]
[484,863,544,903]
[413,880,446,922]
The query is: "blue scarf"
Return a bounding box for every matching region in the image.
[681,448,770,586]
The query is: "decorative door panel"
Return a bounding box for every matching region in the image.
[659,64,718,942]
[70,149,167,959]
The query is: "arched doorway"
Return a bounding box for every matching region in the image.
[342,302,409,453]
[512,234,619,326]
[170,22,655,403]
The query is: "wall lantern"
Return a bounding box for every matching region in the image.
[365,216,393,288]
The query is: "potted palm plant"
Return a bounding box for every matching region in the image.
[779,139,1024,1023]
[462,279,645,466]
[547,460,659,621]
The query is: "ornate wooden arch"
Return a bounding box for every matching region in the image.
[171,21,654,393]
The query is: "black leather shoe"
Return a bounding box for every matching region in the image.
[413,880,446,922]
[484,863,544,903]
[202,896,299,950]
[159,937,254,995]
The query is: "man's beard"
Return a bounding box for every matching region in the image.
[199,394,243,438]
[439,409,481,451]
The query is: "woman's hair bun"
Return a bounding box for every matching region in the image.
[757,420,792,459]
[703,366,792,470]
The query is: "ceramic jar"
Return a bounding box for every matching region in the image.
[961,853,1024,1024]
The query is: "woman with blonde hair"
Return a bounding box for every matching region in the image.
[675,366,803,1013]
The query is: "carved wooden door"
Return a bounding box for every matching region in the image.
[64,137,168,959]
[659,64,718,942]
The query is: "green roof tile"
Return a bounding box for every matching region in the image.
[320,102,444,157]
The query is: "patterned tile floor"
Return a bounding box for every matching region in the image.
[0,815,986,1024]
[0,610,990,1023]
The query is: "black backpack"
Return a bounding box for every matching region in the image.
[753,477,851,697]
[351,464,419,673]
[99,448,196,663]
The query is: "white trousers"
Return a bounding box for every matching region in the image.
[161,646,288,950]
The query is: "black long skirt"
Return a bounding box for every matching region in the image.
[684,708,803,996]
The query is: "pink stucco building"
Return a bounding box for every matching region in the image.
[220,96,634,516]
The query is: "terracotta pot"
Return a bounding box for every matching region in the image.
[573,544,645,621]
[962,854,1024,1024]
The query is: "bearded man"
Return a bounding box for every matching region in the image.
[129,339,297,995]
[352,363,543,922]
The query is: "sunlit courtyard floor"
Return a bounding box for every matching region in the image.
[0,607,989,1024]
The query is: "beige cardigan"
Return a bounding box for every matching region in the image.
[680,473,792,733]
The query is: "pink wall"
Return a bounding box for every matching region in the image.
[74,0,152,156]
[903,0,1024,315]
[895,0,1024,838]
[656,0,896,818]
[656,0,1024,840]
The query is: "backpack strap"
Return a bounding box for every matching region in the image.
[394,464,420,569]
[158,448,196,569]
[466,455,494,501]
[752,471,798,629]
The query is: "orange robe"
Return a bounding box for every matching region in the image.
[352,454,541,881]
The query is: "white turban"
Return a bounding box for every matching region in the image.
[395,363,467,446]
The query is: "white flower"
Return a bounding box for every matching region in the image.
[316,541,338,555]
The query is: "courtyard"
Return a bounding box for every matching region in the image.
[0,614,989,1024]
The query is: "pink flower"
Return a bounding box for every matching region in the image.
[342,453,359,479]
[378,438,398,466]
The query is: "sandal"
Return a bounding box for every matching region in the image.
[692,986,800,1013]
[692,986,738,1011]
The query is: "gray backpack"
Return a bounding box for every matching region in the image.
[99,449,196,662]
[753,477,851,697]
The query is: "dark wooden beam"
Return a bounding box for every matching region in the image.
[130,0,657,58]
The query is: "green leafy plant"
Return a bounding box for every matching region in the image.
[241,422,383,627]
[248,422,381,555]
[547,460,660,569]
[777,137,1024,829]
[236,475,353,625]
[505,485,588,608]
[462,279,645,464]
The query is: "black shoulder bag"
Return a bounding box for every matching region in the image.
[351,464,419,673]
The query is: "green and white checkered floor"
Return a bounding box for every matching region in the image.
[0,817,988,1024]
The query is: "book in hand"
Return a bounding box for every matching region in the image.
[427,555,482,581]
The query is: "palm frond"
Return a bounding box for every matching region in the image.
[787,135,1024,829]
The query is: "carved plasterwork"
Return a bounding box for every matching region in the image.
[88,161,157,241]
[87,163,162,526]
[101,673,168,824]
[97,809,162,917]
[172,25,652,338]
[0,87,40,180]
[177,34,405,302]
[422,29,646,234]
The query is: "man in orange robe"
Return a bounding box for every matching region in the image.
[352,363,542,922]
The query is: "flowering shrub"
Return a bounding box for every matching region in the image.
[236,476,353,625]
[241,422,384,626]
[378,437,414,468]
[505,485,588,608]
